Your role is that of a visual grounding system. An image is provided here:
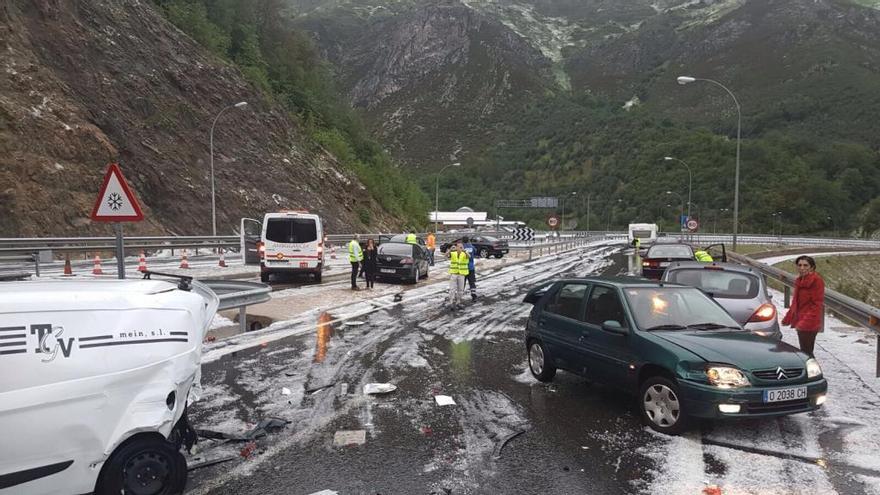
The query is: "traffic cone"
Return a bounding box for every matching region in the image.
[63,255,73,276]
[92,255,103,275]
[179,250,190,269]
[218,249,227,268]
[137,251,147,273]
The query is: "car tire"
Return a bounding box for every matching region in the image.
[639,376,689,435]
[479,248,489,259]
[314,272,322,283]
[260,272,270,283]
[494,254,503,259]
[527,340,556,382]
[95,435,187,495]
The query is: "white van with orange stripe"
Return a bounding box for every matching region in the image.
[259,211,324,283]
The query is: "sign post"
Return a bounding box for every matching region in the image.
[90,164,145,279]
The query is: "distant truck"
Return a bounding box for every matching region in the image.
[628,223,658,245]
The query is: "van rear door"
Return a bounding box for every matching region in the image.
[262,215,322,270]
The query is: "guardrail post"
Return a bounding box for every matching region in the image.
[239,307,247,333]
[784,286,791,308]
[33,252,40,278]
[528,247,533,260]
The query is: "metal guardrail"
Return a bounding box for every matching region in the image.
[728,251,880,377]
[200,279,272,334]
[0,236,239,255]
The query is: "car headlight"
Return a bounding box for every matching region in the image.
[706,366,750,388]
[806,358,822,378]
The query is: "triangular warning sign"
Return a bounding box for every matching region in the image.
[90,163,144,222]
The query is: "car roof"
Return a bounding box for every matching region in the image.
[379,241,413,247]
[666,261,760,275]
[553,276,688,289]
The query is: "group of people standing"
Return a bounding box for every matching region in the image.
[346,234,377,291]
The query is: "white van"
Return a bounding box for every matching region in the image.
[0,279,218,495]
[260,211,324,283]
[628,223,658,245]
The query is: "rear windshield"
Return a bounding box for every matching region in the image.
[666,269,760,299]
[482,236,499,242]
[647,245,693,258]
[632,230,653,239]
[378,243,414,256]
[265,218,317,244]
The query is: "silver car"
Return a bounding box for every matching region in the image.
[662,261,782,340]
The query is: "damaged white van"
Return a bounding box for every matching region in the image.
[0,278,218,495]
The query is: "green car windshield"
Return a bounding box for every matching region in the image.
[624,287,741,331]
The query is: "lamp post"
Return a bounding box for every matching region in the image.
[210,101,248,237]
[677,76,742,250]
[827,215,837,238]
[434,162,461,233]
[582,193,593,232]
[560,191,576,234]
[663,157,693,222]
[666,190,684,231]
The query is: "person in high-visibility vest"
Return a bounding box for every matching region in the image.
[348,234,364,290]
[462,236,477,301]
[426,232,436,266]
[405,232,417,244]
[447,242,469,310]
[694,249,714,262]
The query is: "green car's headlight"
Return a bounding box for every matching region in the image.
[706,366,750,388]
[806,358,822,378]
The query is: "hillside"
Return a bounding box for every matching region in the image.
[0,0,417,237]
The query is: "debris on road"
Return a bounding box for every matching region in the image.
[492,430,526,459]
[340,382,349,395]
[703,485,722,495]
[196,417,289,442]
[187,454,238,471]
[306,382,336,394]
[281,387,291,395]
[434,395,456,406]
[364,383,397,395]
[239,441,257,459]
[344,320,366,326]
[393,293,403,302]
[307,490,339,495]
[333,430,367,447]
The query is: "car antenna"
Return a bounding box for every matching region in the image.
[142,270,193,291]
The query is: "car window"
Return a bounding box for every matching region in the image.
[265,218,317,243]
[646,245,693,258]
[584,286,627,327]
[666,269,759,299]
[378,243,414,256]
[624,287,740,330]
[545,283,588,320]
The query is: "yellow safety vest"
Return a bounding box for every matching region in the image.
[449,251,468,275]
[348,240,363,262]
[406,233,417,244]
[695,250,713,262]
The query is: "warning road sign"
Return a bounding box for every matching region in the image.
[90,163,144,222]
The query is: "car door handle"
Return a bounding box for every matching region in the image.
[578,333,589,342]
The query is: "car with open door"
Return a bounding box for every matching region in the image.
[522,277,826,435]
[641,243,695,279]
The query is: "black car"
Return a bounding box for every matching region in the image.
[439,235,509,258]
[641,243,695,279]
[375,242,429,283]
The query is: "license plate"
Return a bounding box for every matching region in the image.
[380,269,396,274]
[299,262,308,268]
[659,262,670,267]
[269,259,289,264]
[763,386,807,403]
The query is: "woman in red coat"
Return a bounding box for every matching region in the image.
[781,255,825,357]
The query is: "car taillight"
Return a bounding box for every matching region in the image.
[401,257,414,265]
[317,241,323,255]
[748,303,776,323]
[257,242,265,258]
[642,260,658,268]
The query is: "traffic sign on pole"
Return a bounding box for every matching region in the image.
[547,215,560,229]
[686,218,700,232]
[90,163,144,222]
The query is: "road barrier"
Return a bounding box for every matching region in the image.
[201,279,272,334]
[729,251,880,377]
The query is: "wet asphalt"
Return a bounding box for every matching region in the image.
[185,246,872,495]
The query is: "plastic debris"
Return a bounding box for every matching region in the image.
[434,395,456,406]
[333,430,366,447]
[492,430,525,459]
[364,383,397,395]
[305,383,335,394]
[344,320,366,326]
[196,417,289,442]
[703,486,722,495]
[307,490,339,495]
[281,387,291,396]
[187,454,237,471]
[239,441,257,459]
[393,293,403,302]
[340,383,349,395]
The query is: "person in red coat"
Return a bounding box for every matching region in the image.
[781,255,825,357]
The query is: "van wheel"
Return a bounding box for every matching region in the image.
[639,376,689,435]
[95,436,187,495]
[314,272,322,283]
[527,340,556,382]
[260,272,270,283]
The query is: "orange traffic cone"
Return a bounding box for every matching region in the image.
[218,249,227,268]
[179,250,190,269]
[137,251,147,272]
[92,255,103,275]
[63,255,73,276]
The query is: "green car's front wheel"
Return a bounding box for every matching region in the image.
[639,376,689,435]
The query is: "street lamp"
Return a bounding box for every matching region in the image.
[677,76,742,250]
[434,162,461,233]
[561,191,576,234]
[827,215,837,238]
[210,101,248,237]
[663,157,693,222]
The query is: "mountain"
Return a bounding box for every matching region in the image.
[0,0,416,237]
[289,0,880,234]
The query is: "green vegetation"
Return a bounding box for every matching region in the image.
[152,0,429,227]
[435,93,880,235]
[774,255,880,307]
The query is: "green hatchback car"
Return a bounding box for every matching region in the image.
[523,277,827,434]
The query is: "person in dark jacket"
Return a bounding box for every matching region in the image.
[781,255,825,357]
[363,238,378,289]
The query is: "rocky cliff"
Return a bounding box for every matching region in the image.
[0,0,401,237]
